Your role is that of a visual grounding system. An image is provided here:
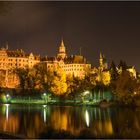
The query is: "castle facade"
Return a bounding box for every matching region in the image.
[0,40,91,88]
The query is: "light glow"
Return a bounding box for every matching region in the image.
[43,105,47,108]
[5,104,9,121]
[43,108,46,123]
[83,90,90,96]
[85,109,90,127]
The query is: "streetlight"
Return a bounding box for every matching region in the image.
[134,92,137,95]
[83,90,90,96]
[6,94,10,103]
[82,91,90,104]
[43,93,47,104]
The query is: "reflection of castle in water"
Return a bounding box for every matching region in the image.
[47,106,114,137]
[0,105,140,138]
[0,105,114,138]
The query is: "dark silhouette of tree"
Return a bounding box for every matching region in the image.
[16,68,29,92]
[110,61,119,81]
[118,60,127,70]
[114,70,138,104]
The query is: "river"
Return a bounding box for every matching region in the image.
[0,104,139,138]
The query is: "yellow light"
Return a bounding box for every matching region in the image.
[85,110,90,127]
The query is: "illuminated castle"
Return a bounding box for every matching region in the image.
[0,39,136,89]
[0,44,40,88]
[42,39,91,78]
[0,40,91,88]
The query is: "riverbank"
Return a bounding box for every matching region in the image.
[0,131,25,139]
[0,99,123,108]
[1,93,140,107]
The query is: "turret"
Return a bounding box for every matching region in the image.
[57,39,67,59]
[99,52,108,70]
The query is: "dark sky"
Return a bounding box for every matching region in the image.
[0,2,140,70]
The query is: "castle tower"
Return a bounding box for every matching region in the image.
[99,52,103,67]
[99,52,108,70]
[57,39,67,59]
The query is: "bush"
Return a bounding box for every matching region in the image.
[0,93,7,103]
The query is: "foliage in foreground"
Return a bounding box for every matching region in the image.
[13,61,140,105]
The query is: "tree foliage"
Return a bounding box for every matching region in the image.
[14,60,140,105]
[16,64,48,93]
[110,61,119,81]
[113,70,138,104]
[48,67,67,96]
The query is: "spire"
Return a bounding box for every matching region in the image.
[100,52,103,59]
[57,38,67,59]
[5,41,9,50]
[60,38,65,48]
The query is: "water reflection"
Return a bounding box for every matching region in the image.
[43,108,46,123]
[5,104,9,121]
[85,110,89,127]
[0,105,139,138]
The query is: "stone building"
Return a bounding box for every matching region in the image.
[41,40,91,78]
[0,45,40,88]
[0,40,91,88]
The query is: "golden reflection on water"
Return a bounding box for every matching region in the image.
[0,105,140,138]
[48,106,114,137]
[0,105,19,133]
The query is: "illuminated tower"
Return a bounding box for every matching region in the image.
[99,52,108,70]
[57,39,67,59]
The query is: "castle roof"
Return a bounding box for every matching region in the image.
[0,48,40,60]
[64,55,89,64]
[41,55,90,64]
[7,50,26,57]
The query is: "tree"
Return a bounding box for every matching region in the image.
[31,64,48,92]
[15,64,49,93]
[110,61,119,81]
[96,69,111,86]
[16,68,29,91]
[102,71,111,86]
[118,60,127,71]
[66,74,75,95]
[114,70,138,104]
[49,67,67,96]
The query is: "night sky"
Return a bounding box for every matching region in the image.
[1,2,140,70]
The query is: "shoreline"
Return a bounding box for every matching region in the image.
[0,131,25,139]
[0,101,138,108]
